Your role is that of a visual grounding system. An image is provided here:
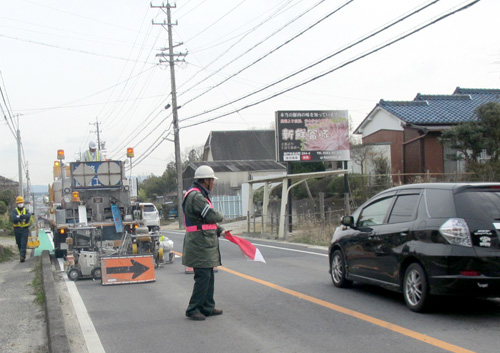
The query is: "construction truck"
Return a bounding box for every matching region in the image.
[47,150,169,281]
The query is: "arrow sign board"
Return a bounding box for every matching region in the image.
[101,255,155,285]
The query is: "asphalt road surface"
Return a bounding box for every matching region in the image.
[62,230,500,353]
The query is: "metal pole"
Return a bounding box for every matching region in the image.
[287,163,293,233]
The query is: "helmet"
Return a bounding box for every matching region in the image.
[194,165,217,180]
[16,196,24,203]
[89,141,97,149]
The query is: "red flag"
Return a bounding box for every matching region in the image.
[224,232,266,263]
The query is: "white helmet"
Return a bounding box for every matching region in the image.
[194,165,217,179]
[89,141,97,149]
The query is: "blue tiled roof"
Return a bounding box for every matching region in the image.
[378,87,500,124]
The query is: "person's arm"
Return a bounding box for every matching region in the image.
[190,193,224,224]
[11,209,21,224]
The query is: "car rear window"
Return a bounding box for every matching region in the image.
[455,188,500,222]
[143,205,156,212]
[423,189,455,218]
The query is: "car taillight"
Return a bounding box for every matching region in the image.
[439,218,472,247]
[460,270,480,276]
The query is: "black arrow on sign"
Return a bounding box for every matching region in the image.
[107,259,150,279]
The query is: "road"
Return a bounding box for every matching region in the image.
[63,230,500,353]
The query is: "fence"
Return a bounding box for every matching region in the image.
[245,171,483,242]
[212,195,243,220]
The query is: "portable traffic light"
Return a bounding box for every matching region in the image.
[57,149,65,160]
[53,161,61,178]
[127,147,134,158]
[72,192,80,202]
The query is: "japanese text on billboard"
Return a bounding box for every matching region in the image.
[275,110,350,162]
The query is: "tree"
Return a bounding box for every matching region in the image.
[350,143,373,175]
[440,121,484,162]
[477,102,500,162]
[441,102,500,163]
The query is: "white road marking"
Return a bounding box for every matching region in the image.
[58,259,106,353]
[220,239,328,257]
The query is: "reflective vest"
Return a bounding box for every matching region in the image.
[87,150,101,161]
[183,187,217,232]
[14,208,30,228]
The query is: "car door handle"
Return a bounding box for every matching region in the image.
[400,228,409,237]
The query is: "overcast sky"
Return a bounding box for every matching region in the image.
[1,0,499,187]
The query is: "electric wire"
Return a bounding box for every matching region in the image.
[177,0,306,95]
[179,0,480,130]
[179,0,442,124]
[179,0,349,108]
[0,34,157,64]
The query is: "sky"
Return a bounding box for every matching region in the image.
[1,0,499,188]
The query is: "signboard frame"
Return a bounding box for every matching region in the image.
[275,110,350,163]
[100,255,155,285]
[70,160,123,189]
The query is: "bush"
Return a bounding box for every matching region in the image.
[0,201,7,215]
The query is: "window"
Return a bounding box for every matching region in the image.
[358,197,393,227]
[388,194,420,224]
[143,205,156,212]
[424,189,454,218]
[455,189,500,222]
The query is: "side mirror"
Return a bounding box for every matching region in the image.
[341,216,354,227]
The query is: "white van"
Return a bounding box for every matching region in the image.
[139,203,160,231]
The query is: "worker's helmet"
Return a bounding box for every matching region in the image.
[89,141,97,149]
[16,196,24,204]
[194,165,217,180]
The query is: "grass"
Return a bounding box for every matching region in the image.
[31,260,45,306]
[289,217,336,246]
[0,245,14,263]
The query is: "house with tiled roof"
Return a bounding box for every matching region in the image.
[354,87,500,177]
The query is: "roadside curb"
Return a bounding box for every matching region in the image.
[41,250,71,353]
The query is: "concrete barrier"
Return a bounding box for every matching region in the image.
[41,250,71,353]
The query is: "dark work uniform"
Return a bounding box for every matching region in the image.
[182,181,224,317]
[11,207,32,261]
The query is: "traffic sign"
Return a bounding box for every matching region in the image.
[101,255,155,285]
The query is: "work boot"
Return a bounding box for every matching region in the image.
[207,309,223,316]
[186,312,206,321]
[20,256,25,263]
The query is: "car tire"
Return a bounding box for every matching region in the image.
[331,249,352,288]
[403,263,430,312]
[91,267,102,280]
[67,268,81,281]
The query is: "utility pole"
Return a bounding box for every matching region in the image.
[152,1,187,229]
[89,117,102,151]
[16,123,23,197]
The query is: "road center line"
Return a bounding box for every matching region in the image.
[234,242,328,256]
[173,251,474,353]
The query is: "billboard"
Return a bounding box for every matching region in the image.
[275,110,350,162]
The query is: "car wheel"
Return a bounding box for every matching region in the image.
[403,263,430,312]
[91,267,102,280]
[67,268,81,281]
[331,249,352,288]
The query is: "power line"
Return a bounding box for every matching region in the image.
[0,34,157,64]
[179,0,350,109]
[177,0,318,97]
[179,0,442,124]
[180,0,480,129]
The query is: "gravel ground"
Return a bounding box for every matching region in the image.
[0,235,48,353]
